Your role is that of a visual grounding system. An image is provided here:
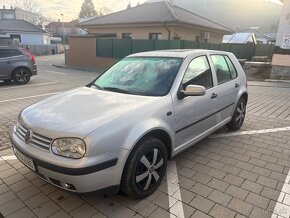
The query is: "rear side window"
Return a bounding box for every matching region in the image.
[0,49,22,58]
[210,55,232,85]
[225,56,238,79]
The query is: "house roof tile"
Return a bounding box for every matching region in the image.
[80,2,233,33]
[0,19,49,34]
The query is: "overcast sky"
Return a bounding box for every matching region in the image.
[0,0,282,22]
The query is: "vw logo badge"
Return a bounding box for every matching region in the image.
[25,129,33,143]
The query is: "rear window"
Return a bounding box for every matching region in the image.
[0,49,23,58]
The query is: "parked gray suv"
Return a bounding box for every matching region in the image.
[0,47,37,84]
[10,50,247,198]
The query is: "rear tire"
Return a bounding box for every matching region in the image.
[12,68,31,84]
[121,137,167,199]
[226,97,246,131]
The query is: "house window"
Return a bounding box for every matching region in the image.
[122,33,132,39]
[149,33,162,40]
[10,34,21,43]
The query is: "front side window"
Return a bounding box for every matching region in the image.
[210,55,232,85]
[94,57,183,96]
[182,56,213,89]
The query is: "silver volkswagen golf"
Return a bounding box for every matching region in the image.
[10,50,247,198]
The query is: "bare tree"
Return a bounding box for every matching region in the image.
[15,0,46,25]
[98,7,112,16]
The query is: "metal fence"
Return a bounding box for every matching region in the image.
[19,44,65,56]
[96,39,275,60]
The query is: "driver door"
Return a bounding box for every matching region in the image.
[173,55,218,151]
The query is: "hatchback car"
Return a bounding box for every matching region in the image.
[0,46,37,84]
[10,50,247,198]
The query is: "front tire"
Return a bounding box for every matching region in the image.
[226,97,246,130]
[12,68,31,84]
[121,137,168,199]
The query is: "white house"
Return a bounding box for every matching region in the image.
[0,19,51,45]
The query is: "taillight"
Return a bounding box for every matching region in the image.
[22,49,35,63]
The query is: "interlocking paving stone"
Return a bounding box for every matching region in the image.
[33,200,61,218]
[225,185,249,200]
[189,195,215,213]
[209,204,236,218]
[208,190,232,206]
[2,69,290,218]
[228,198,253,216]
[6,206,35,218]
[245,192,271,209]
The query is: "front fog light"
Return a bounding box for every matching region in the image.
[51,138,86,159]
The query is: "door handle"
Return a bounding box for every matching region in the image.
[235,83,239,88]
[211,93,218,99]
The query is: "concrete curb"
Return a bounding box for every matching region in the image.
[265,79,290,83]
[52,64,103,73]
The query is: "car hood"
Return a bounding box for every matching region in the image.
[21,87,156,138]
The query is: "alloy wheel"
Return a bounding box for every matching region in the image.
[15,70,29,83]
[135,148,164,191]
[235,100,246,126]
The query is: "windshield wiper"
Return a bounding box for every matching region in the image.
[102,87,132,94]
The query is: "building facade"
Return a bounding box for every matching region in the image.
[80,2,233,43]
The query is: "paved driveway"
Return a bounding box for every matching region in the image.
[0,55,290,218]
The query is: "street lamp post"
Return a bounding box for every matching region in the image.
[61,13,64,44]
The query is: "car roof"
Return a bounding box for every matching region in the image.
[128,49,233,58]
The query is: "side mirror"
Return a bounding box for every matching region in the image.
[180,85,206,98]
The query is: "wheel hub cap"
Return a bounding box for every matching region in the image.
[148,165,155,174]
[135,148,164,191]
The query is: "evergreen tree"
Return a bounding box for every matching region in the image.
[79,0,98,19]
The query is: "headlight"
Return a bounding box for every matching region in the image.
[51,138,86,159]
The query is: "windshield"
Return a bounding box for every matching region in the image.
[93,57,183,96]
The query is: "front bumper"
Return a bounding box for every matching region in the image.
[9,130,128,193]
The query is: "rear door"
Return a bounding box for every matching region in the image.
[209,54,239,123]
[0,49,24,79]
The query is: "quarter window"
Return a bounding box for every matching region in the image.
[182,56,213,89]
[225,56,238,79]
[210,55,232,85]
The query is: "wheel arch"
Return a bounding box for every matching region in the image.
[241,92,248,104]
[141,129,173,160]
[11,66,32,79]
